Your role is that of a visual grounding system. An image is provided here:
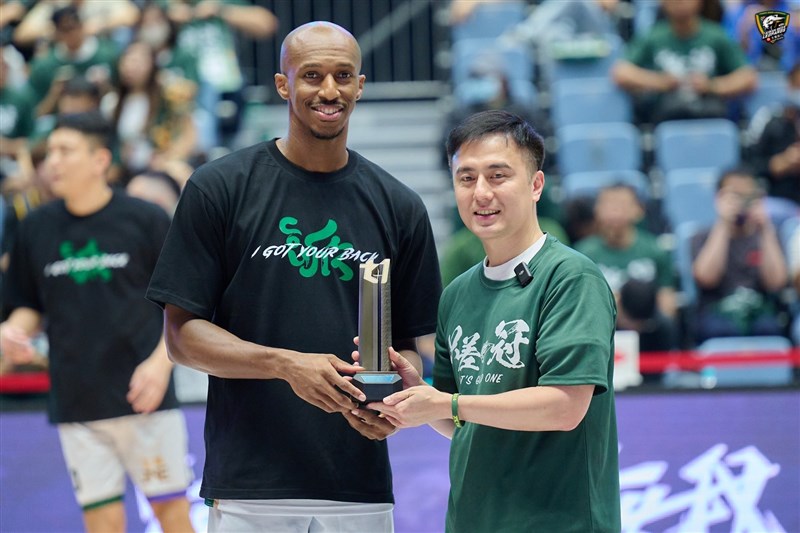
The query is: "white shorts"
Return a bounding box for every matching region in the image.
[57,409,193,510]
[208,499,394,533]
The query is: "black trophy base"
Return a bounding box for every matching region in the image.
[353,372,403,403]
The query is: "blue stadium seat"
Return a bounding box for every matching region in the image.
[654,119,741,174]
[556,122,642,175]
[540,33,623,83]
[507,79,538,109]
[781,215,800,256]
[450,39,533,85]
[744,70,788,119]
[561,170,649,201]
[662,168,719,230]
[550,77,633,128]
[697,336,794,387]
[763,196,800,232]
[633,0,660,36]
[452,0,527,42]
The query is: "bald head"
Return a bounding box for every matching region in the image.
[280,21,362,74]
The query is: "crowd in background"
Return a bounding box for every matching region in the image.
[1,0,799,387]
[0,0,278,378]
[441,0,800,384]
[0,0,277,226]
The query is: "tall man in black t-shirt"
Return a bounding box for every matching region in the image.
[0,111,194,532]
[146,21,442,532]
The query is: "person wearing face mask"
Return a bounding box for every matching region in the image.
[132,2,214,158]
[161,0,278,147]
[439,56,540,177]
[135,2,199,89]
[751,63,800,206]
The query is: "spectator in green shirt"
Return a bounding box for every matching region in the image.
[575,183,678,354]
[612,0,757,123]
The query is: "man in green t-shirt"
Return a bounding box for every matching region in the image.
[611,0,756,123]
[26,6,119,117]
[575,183,677,353]
[164,0,277,144]
[361,110,621,532]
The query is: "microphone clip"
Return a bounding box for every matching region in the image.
[514,262,533,287]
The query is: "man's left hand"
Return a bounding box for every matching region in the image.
[342,408,397,441]
[127,356,172,413]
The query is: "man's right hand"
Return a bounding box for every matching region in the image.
[350,339,425,390]
[280,353,366,413]
[0,323,35,365]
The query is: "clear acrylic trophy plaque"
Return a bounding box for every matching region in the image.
[355,259,402,402]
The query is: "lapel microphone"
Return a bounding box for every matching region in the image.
[514,262,533,287]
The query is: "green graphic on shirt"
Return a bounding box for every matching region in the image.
[43,240,130,284]
[60,240,111,284]
[279,217,355,280]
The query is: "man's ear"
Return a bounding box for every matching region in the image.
[274,73,290,101]
[94,146,113,175]
[355,74,366,101]
[531,170,545,202]
[632,201,645,223]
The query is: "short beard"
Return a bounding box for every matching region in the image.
[311,127,345,140]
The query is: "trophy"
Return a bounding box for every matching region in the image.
[355,258,402,403]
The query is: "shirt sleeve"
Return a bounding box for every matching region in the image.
[2,217,42,318]
[146,178,227,320]
[624,34,653,68]
[391,206,442,340]
[432,290,458,394]
[535,270,616,394]
[715,28,750,73]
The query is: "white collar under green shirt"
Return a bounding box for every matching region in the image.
[483,233,547,281]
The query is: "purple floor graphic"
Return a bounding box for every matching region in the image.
[1,388,798,532]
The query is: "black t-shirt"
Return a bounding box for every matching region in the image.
[146,140,442,503]
[3,192,178,423]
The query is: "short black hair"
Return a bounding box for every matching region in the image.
[62,76,101,102]
[716,166,757,191]
[54,111,114,150]
[130,170,182,198]
[52,5,81,28]
[597,181,643,205]
[620,279,657,321]
[445,109,545,172]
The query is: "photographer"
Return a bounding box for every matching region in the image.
[690,168,789,343]
[751,63,800,206]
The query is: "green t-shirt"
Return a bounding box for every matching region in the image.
[158,46,200,84]
[626,19,748,77]
[169,0,248,93]
[0,86,35,139]
[440,220,570,287]
[433,235,621,533]
[27,38,120,106]
[575,229,674,292]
